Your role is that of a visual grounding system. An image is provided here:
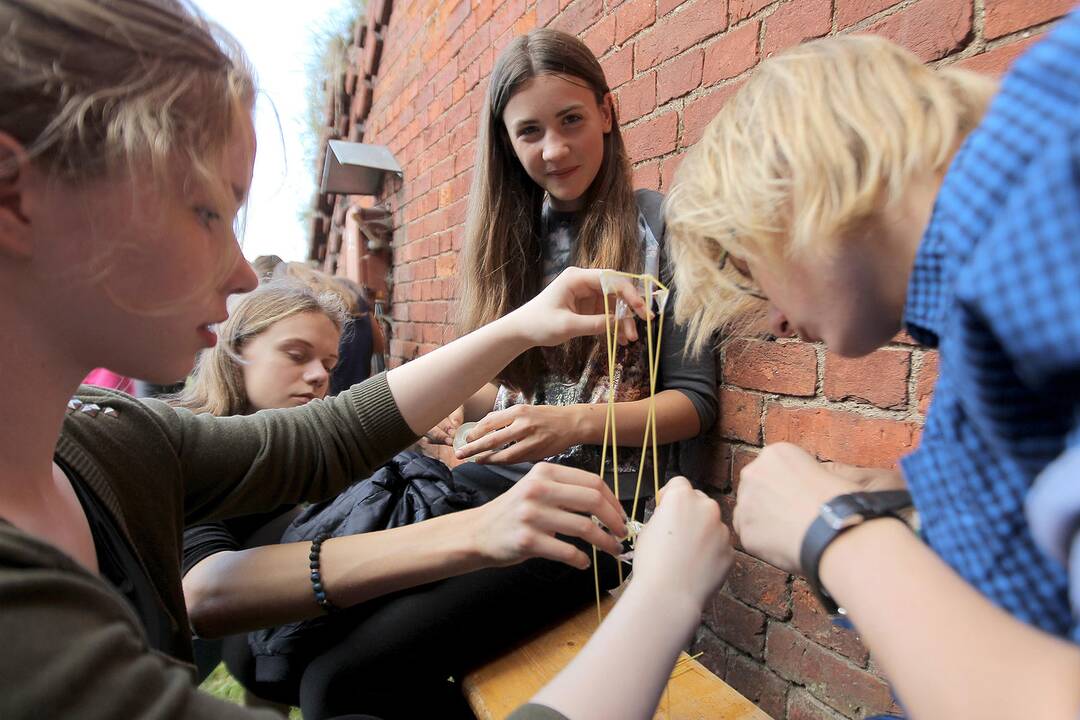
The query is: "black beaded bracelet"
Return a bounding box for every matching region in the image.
[309,532,339,613]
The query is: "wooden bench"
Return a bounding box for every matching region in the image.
[462,596,773,720]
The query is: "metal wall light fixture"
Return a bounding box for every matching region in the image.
[320,140,403,195]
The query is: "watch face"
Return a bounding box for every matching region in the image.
[820,495,866,531]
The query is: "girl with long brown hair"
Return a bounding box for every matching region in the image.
[449,28,716,491]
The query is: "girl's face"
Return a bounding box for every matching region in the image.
[10,117,260,384]
[239,311,341,411]
[502,73,613,212]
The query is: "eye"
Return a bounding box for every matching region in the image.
[285,350,305,363]
[195,206,221,228]
[563,113,583,126]
[517,125,539,138]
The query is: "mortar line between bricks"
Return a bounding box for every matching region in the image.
[908,347,924,418]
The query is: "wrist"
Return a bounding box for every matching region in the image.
[493,307,535,356]
[817,516,913,609]
[565,404,597,445]
[459,505,500,568]
[622,576,702,636]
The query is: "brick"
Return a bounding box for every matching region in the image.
[704,592,767,658]
[729,0,771,23]
[537,0,559,26]
[682,80,742,147]
[690,627,729,679]
[601,44,634,90]
[984,0,1073,39]
[824,349,910,409]
[763,0,832,57]
[915,350,938,415]
[791,579,870,665]
[723,338,818,396]
[835,0,898,29]
[730,446,757,494]
[490,0,526,37]
[582,12,615,57]
[787,687,849,720]
[615,0,656,44]
[616,71,657,123]
[725,654,789,720]
[435,253,457,277]
[635,0,729,72]
[623,109,678,160]
[719,388,763,445]
[551,0,603,36]
[725,550,791,619]
[659,0,692,16]
[633,160,661,191]
[866,0,974,62]
[704,441,733,491]
[704,20,760,86]
[763,404,919,468]
[657,49,704,104]
[767,622,899,718]
[955,34,1042,75]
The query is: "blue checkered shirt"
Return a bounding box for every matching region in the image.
[901,11,1080,643]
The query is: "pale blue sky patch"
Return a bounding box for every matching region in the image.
[194,0,356,263]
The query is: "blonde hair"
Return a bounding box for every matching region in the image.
[666,34,996,353]
[170,281,348,416]
[457,28,640,393]
[1,0,256,298]
[2,0,254,180]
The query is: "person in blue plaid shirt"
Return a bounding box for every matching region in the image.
[666,17,1080,720]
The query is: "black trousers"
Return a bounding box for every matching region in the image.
[224,463,633,719]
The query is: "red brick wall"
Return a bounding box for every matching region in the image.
[314,1,1071,718]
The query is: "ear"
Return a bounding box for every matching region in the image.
[0,133,34,261]
[599,92,615,134]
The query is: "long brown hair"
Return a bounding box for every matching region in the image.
[457,28,640,393]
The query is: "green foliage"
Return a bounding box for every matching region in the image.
[303,0,367,174]
[199,663,302,718]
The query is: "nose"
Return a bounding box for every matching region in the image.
[766,305,796,338]
[541,133,569,163]
[304,360,329,390]
[225,242,258,295]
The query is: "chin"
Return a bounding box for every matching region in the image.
[831,330,890,358]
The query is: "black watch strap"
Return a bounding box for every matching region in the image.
[800,490,913,614]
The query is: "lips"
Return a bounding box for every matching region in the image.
[547,165,580,178]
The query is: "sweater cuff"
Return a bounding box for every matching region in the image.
[346,371,419,452]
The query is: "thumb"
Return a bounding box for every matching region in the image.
[657,476,692,506]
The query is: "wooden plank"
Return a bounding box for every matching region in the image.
[463,597,773,720]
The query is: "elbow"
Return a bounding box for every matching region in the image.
[183,557,237,639]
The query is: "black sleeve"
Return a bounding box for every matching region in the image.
[657,290,719,433]
[181,522,241,577]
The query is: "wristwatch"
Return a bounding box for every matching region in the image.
[799,490,915,615]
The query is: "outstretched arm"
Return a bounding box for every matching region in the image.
[183,463,628,639]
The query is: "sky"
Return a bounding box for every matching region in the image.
[194,0,357,263]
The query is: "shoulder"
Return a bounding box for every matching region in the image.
[634,188,667,247]
[633,189,665,219]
